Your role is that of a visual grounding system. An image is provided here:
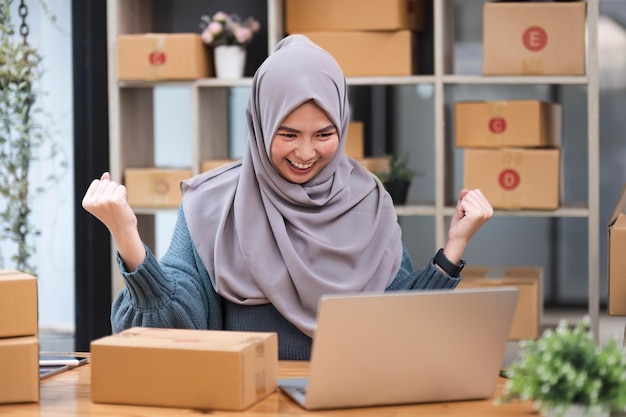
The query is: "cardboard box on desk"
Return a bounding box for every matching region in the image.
[91,327,278,411]
[483,2,586,75]
[124,168,192,208]
[608,184,626,315]
[300,31,417,77]
[285,0,425,32]
[0,336,39,404]
[457,266,543,340]
[455,100,562,148]
[117,33,211,81]
[0,270,38,338]
[464,148,560,210]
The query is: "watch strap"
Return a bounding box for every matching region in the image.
[434,248,466,277]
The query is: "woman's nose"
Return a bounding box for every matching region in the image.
[294,138,316,160]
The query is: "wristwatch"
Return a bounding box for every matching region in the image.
[434,248,466,277]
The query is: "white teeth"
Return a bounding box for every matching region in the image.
[290,161,313,169]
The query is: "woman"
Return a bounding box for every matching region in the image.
[82,35,493,360]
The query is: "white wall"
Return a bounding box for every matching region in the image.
[0,1,74,331]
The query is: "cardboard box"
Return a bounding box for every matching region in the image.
[0,336,39,403]
[463,148,560,210]
[301,31,417,77]
[200,159,238,173]
[345,121,364,159]
[483,2,586,75]
[608,184,626,315]
[0,270,38,338]
[124,168,192,208]
[286,0,425,32]
[457,266,543,340]
[117,33,211,81]
[91,327,278,411]
[455,100,562,148]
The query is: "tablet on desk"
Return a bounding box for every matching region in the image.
[39,354,88,380]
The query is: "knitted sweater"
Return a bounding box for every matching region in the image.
[111,207,461,360]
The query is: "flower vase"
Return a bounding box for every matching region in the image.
[214,45,246,79]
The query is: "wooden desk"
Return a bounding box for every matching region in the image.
[1,359,535,416]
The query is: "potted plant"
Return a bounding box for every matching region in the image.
[499,316,626,417]
[376,153,416,205]
[199,11,261,79]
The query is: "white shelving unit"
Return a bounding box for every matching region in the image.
[107,0,600,339]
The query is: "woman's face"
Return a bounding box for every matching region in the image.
[270,101,339,184]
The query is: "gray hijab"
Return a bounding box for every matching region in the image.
[182,35,402,338]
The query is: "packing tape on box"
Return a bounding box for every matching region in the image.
[484,267,509,280]
[497,149,523,210]
[145,35,166,81]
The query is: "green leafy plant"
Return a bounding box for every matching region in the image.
[375,153,416,183]
[0,0,65,274]
[499,316,626,417]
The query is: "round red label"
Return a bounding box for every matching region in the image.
[149,51,166,66]
[488,117,507,134]
[522,26,548,52]
[498,169,520,190]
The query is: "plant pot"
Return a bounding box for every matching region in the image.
[214,45,246,79]
[384,179,411,205]
[542,404,609,417]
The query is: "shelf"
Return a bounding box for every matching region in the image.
[108,0,600,341]
[195,76,437,87]
[118,80,196,89]
[443,75,589,85]
[393,205,438,217]
[346,76,436,86]
[119,74,588,89]
[447,205,590,218]
[395,205,590,218]
[195,78,254,88]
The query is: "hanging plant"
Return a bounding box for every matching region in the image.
[0,0,65,274]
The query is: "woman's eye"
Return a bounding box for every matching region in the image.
[319,132,336,139]
[279,133,296,138]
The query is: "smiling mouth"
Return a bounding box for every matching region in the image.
[288,160,314,170]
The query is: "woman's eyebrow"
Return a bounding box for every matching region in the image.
[277,124,335,133]
[277,125,299,133]
[317,124,336,132]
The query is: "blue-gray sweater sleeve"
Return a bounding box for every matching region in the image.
[110,206,223,333]
[386,246,461,291]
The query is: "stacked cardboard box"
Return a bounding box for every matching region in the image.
[608,185,626,316]
[456,100,562,210]
[343,121,389,176]
[457,266,543,340]
[124,168,193,209]
[285,0,425,77]
[0,270,39,404]
[483,1,586,75]
[91,327,278,411]
[117,34,212,81]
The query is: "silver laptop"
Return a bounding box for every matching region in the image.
[278,287,518,410]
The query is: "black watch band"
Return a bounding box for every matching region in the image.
[434,248,466,277]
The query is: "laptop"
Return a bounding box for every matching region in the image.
[39,354,88,380]
[278,287,518,410]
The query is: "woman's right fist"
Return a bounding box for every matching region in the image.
[82,172,138,235]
